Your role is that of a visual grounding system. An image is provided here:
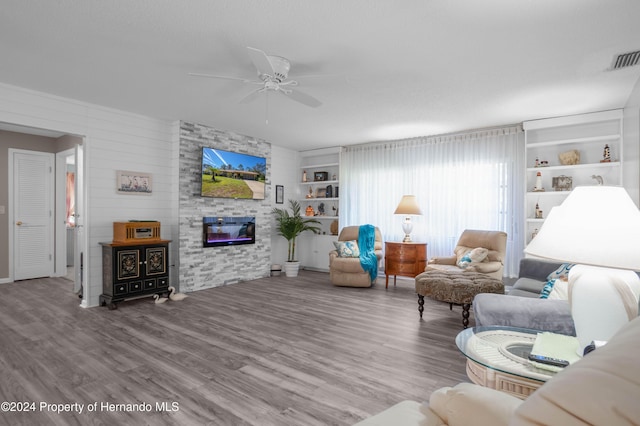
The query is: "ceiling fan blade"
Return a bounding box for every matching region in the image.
[283,88,322,108]
[238,88,265,104]
[188,72,257,83]
[247,47,275,77]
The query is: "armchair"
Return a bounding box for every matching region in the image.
[426,229,507,280]
[329,226,383,287]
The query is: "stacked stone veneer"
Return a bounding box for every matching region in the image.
[179,121,271,292]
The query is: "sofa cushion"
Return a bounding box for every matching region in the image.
[430,383,520,426]
[512,316,640,425]
[352,400,444,426]
[333,240,360,257]
[473,293,576,336]
[513,277,548,295]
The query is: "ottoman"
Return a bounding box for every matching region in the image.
[415,270,504,328]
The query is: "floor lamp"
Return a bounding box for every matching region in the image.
[524,186,640,355]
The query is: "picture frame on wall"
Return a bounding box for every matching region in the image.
[275,185,284,204]
[116,170,152,195]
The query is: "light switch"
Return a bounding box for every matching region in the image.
[0,205,5,215]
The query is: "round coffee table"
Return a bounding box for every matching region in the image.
[455,326,577,399]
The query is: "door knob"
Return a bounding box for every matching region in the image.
[16,221,22,226]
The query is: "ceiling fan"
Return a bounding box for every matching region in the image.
[189,47,322,108]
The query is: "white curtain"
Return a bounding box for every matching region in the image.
[340,125,524,277]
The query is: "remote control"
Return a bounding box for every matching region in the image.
[528,353,569,368]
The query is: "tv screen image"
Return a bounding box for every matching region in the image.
[201,147,266,199]
[203,216,255,248]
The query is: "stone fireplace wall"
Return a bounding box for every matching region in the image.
[178,121,271,292]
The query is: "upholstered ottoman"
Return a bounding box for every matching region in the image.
[415,270,504,328]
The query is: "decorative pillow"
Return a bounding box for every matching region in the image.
[333,240,360,258]
[546,263,574,281]
[548,278,569,300]
[457,247,489,269]
[539,279,556,299]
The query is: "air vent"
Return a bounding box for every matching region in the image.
[611,50,640,70]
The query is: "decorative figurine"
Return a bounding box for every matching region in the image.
[532,228,539,239]
[535,157,540,167]
[533,171,545,192]
[601,144,611,163]
[306,187,314,198]
[535,203,543,219]
[302,170,307,182]
[317,203,325,215]
[592,174,604,185]
[305,205,315,216]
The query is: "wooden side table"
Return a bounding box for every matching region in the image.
[384,242,427,288]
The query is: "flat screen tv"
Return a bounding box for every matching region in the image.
[201,147,266,199]
[203,216,255,248]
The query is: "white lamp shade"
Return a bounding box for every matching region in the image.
[524,186,640,356]
[524,186,640,270]
[394,195,423,216]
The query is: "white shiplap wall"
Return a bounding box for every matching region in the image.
[0,83,176,307]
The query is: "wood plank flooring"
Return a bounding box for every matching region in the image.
[0,271,471,426]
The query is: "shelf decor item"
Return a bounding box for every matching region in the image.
[552,175,572,191]
[272,200,321,277]
[558,149,580,165]
[314,171,329,181]
[533,171,545,192]
[601,144,611,162]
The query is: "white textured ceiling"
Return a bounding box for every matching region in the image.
[1,0,640,150]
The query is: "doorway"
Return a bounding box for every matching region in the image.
[4,126,86,304]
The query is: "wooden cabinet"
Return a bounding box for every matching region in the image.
[384,242,427,288]
[100,240,171,309]
[523,110,623,246]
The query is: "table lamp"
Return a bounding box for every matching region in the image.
[524,186,640,356]
[394,195,423,242]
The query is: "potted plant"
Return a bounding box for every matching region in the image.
[272,199,321,277]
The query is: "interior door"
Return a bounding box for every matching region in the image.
[11,149,55,280]
[73,143,85,296]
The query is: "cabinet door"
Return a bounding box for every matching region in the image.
[145,246,167,276]
[116,249,140,281]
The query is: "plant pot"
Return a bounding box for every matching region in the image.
[283,261,300,277]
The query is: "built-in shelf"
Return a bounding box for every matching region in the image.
[523,110,623,246]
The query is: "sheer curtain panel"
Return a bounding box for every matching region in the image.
[340,126,524,277]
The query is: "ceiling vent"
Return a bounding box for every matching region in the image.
[611,50,640,70]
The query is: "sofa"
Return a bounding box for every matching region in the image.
[354,314,640,425]
[473,257,576,335]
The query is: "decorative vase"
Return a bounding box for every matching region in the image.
[284,261,300,277]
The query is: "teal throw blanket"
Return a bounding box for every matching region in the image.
[358,224,378,282]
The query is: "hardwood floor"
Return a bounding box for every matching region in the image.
[0,271,471,426]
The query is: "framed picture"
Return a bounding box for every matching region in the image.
[552,175,572,191]
[117,170,152,195]
[316,187,327,198]
[314,171,328,181]
[275,185,284,204]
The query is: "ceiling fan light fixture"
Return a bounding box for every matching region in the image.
[267,56,290,81]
